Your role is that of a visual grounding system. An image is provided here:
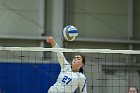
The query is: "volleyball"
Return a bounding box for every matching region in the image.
[62,25,78,41]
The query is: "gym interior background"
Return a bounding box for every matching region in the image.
[0,0,140,93]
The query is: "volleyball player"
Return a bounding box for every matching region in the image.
[46,36,87,93]
[128,87,138,93]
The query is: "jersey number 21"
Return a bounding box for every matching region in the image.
[62,76,72,84]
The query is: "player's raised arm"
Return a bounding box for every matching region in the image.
[46,36,69,69]
[46,36,56,47]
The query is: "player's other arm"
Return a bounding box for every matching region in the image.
[46,36,69,69]
[79,78,87,93]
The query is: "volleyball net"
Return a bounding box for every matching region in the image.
[0,47,140,93]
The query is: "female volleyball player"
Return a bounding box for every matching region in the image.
[128,87,138,93]
[46,36,87,93]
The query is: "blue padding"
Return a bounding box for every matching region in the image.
[0,62,60,93]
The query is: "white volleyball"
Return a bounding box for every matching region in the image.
[63,25,78,41]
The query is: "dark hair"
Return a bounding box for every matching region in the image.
[79,66,84,73]
[128,87,138,93]
[80,54,85,65]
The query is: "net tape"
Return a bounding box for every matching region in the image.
[0,47,140,54]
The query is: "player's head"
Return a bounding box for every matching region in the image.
[71,54,85,73]
[128,87,138,93]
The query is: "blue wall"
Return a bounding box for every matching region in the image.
[0,62,60,93]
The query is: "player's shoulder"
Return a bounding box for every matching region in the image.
[79,73,86,79]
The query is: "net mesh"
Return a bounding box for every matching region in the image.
[0,47,140,93]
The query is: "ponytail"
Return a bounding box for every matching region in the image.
[79,66,84,73]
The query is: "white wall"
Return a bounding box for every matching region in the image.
[0,0,42,36]
[134,0,140,39]
[65,0,128,39]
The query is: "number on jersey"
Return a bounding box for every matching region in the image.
[62,76,72,84]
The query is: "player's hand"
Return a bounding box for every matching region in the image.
[46,36,56,47]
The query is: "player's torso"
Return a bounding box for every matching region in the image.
[54,71,81,92]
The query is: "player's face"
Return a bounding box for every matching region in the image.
[71,55,84,72]
[129,87,137,93]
